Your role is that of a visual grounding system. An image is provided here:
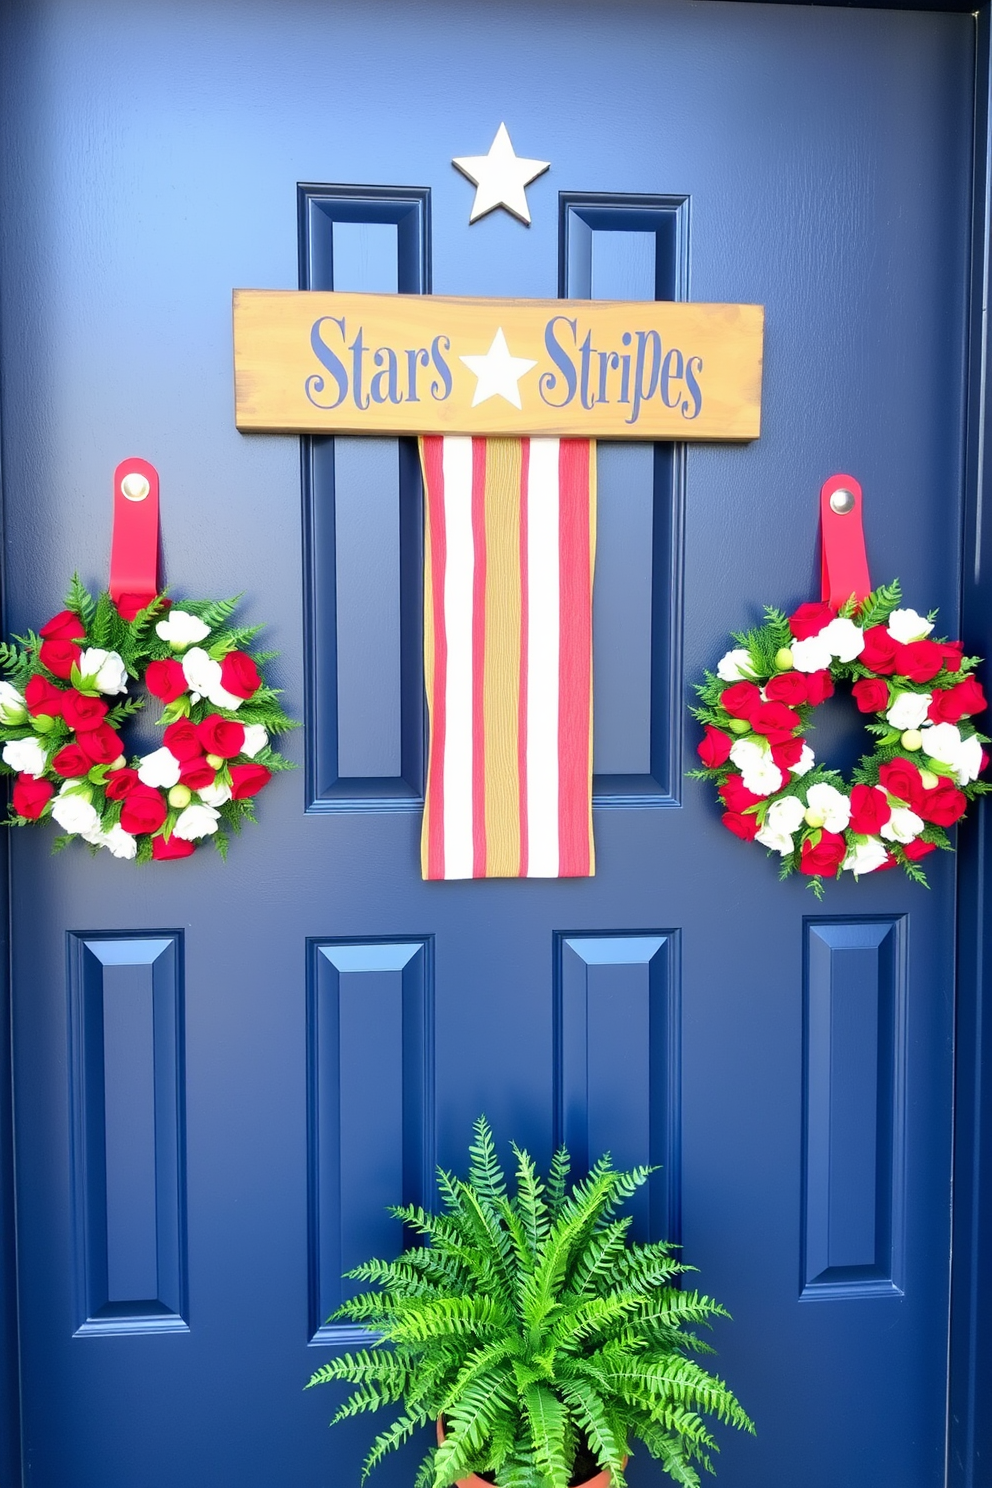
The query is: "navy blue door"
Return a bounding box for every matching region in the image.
[0,3,974,1485]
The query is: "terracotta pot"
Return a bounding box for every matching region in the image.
[436,1418,621,1488]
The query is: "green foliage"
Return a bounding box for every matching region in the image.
[851,580,902,632]
[308,1119,752,1488]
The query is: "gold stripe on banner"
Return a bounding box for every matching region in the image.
[483,439,523,878]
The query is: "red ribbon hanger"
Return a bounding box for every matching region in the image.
[819,472,871,609]
[109,457,160,617]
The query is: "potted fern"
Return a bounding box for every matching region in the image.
[307,1118,753,1488]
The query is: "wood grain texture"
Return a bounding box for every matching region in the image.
[233,290,764,439]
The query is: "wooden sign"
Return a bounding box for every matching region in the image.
[233,291,764,440]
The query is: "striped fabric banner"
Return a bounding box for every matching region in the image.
[420,435,596,880]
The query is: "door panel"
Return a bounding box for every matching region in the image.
[0,2,973,1485]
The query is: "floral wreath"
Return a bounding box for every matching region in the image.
[691,581,990,894]
[0,578,295,862]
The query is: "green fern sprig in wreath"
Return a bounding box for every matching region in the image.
[307,1117,753,1488]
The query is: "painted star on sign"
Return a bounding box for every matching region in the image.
[460,328,537,409]
[452,122,550,224]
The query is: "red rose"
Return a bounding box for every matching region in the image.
[163,719,202,763]
[195,714,245,759]
[859,626,900,674]
[229,763,271,799]
[751,701,800,736]
[697,725,733,769]
[219,651,261,700]
[928,675,987,724]
[852,677,890,714]
[789,601,835,640]
[179,756,216,791]
[39,638,80,680]
[75,723,123,765]
[152,833,196,860]
[104,767,139,800]
[120,785,168,835]
[145,658,188,703]
[24,675,65,717]
[720,681,762,720]
[114,593,157,622]
[848,783,891,834]
[895,639,944,683]
[765,672,808,706]
[51,743,91,778]
[722,810,760,842]
[800,831,847,877]
[878,757,924,810]
[720,773,766,809]
[12,774,53,820]
[940,641,964,673]
[771,736,805,770]
[917,780,967,827]
[39,609,85,641]
[60,690,108,730]
[805,670,835,706]
[903,838,937,861]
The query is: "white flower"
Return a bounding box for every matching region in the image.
[51,787,100,836]
[77,647,127,695]
[197,780,232,808]
[820,616,865,662]
[137,747,181,789]
[182,646,222,696]
[155,610,210,649]
[755,821,796,856]
[805,781,852,833]
[173,803,220,841]
[0,682,25,725]
[887,691,932,730]
[791,744,815,777]
[843,836,891,876]
[181,648,244,712]
[240,724,268,758]
[729,738,785,796]
[207,683,244,711]
[766,795,806,834]
[100,824,138,860]
[954,734,984,786]
[790,635,833,673]
[716,648,755,682]
[920,722,963,772]
[887,608,934,644]
[3,736,47,777]
[880,806,925,844]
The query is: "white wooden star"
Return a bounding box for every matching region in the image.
[452,123,550,225]
[459,328,537,408]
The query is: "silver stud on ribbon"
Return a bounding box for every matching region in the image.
[121,472,150,502]
[829,488,855,514]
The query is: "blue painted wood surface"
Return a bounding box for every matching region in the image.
[0,1,977,1484]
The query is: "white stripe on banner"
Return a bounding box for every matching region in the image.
[441,437,475,879]
[526,438,560,877]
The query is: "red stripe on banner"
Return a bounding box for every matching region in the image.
[423,437,447,881]
[517,439,530,879]
[471,438,488,878]
[557,440,593,877]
